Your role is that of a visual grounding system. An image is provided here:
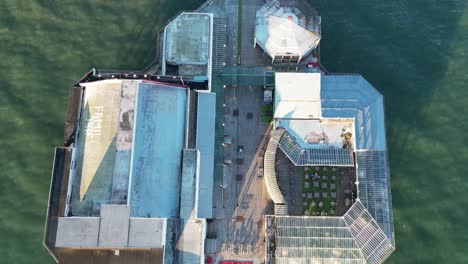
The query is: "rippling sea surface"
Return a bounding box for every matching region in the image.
[1,0,467,263]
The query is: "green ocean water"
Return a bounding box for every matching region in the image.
[0,0,467,263]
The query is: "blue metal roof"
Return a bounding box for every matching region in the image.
[195,92,216,219]
[129,83,187,218]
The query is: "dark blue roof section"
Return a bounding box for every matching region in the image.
[195,92,216,219]
[322,75,394,245]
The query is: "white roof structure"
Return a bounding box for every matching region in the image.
[264,16,320,57]
[274,72,355,166]
[274,72,321,119]
[255,0,321,63]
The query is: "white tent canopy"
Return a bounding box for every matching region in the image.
[265,16,320,57]
[255,0,321,61]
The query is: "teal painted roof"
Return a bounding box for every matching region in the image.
[195,92,216,219]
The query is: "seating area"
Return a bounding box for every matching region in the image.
[301,166,338,216]
[301,166,357,216]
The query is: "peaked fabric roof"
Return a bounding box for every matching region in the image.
[263,16,320,57]
[256,0,321,58]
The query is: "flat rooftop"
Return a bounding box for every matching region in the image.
[276,118,355,149]
[47,78,215,263]
[129,81,187,218]
[274,72,321,119]
[55,205,165,248]
[165,13,211,65]
[68,80,188,217]
[70,80,125,216]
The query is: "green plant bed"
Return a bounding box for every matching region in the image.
[301,166,338,216]
[261,104,273,123]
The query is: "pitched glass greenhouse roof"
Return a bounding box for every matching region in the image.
[321,74,394,245]
[263,74,395,264]
[279,130,354,166]
[273,201,394,264]
[321,75,386,151]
